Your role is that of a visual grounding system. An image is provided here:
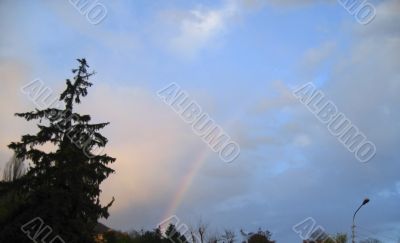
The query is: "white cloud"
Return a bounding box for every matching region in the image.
[300,41,336,75]
[243,0,336,8]
[164,1,241,57]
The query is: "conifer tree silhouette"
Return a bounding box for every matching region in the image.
[1,59,115,242]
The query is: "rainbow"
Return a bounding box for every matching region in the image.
[161,147,210,221]
[161,114,242,222]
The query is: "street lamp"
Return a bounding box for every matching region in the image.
[352,198,370,243]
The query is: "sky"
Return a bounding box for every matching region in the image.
[0,0,399,242]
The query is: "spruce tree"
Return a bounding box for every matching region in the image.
[1,59,115,242]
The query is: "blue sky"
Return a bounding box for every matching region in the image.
[1,0,399,242]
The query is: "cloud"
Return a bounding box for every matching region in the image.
[160,1,242,58]
[242,1,400,240]
[159,0,337,58]
[0,59,34,175]
[1,0,399,242]
[254,80,298,113]
[243,0,336,8]
[300,41,336,76]
[356,0,400,38]
[69,83,210,226]
[71,82,252,230]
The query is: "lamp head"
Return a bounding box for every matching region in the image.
[362,198,370,205]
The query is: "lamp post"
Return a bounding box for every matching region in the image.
[352,198,370,243]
